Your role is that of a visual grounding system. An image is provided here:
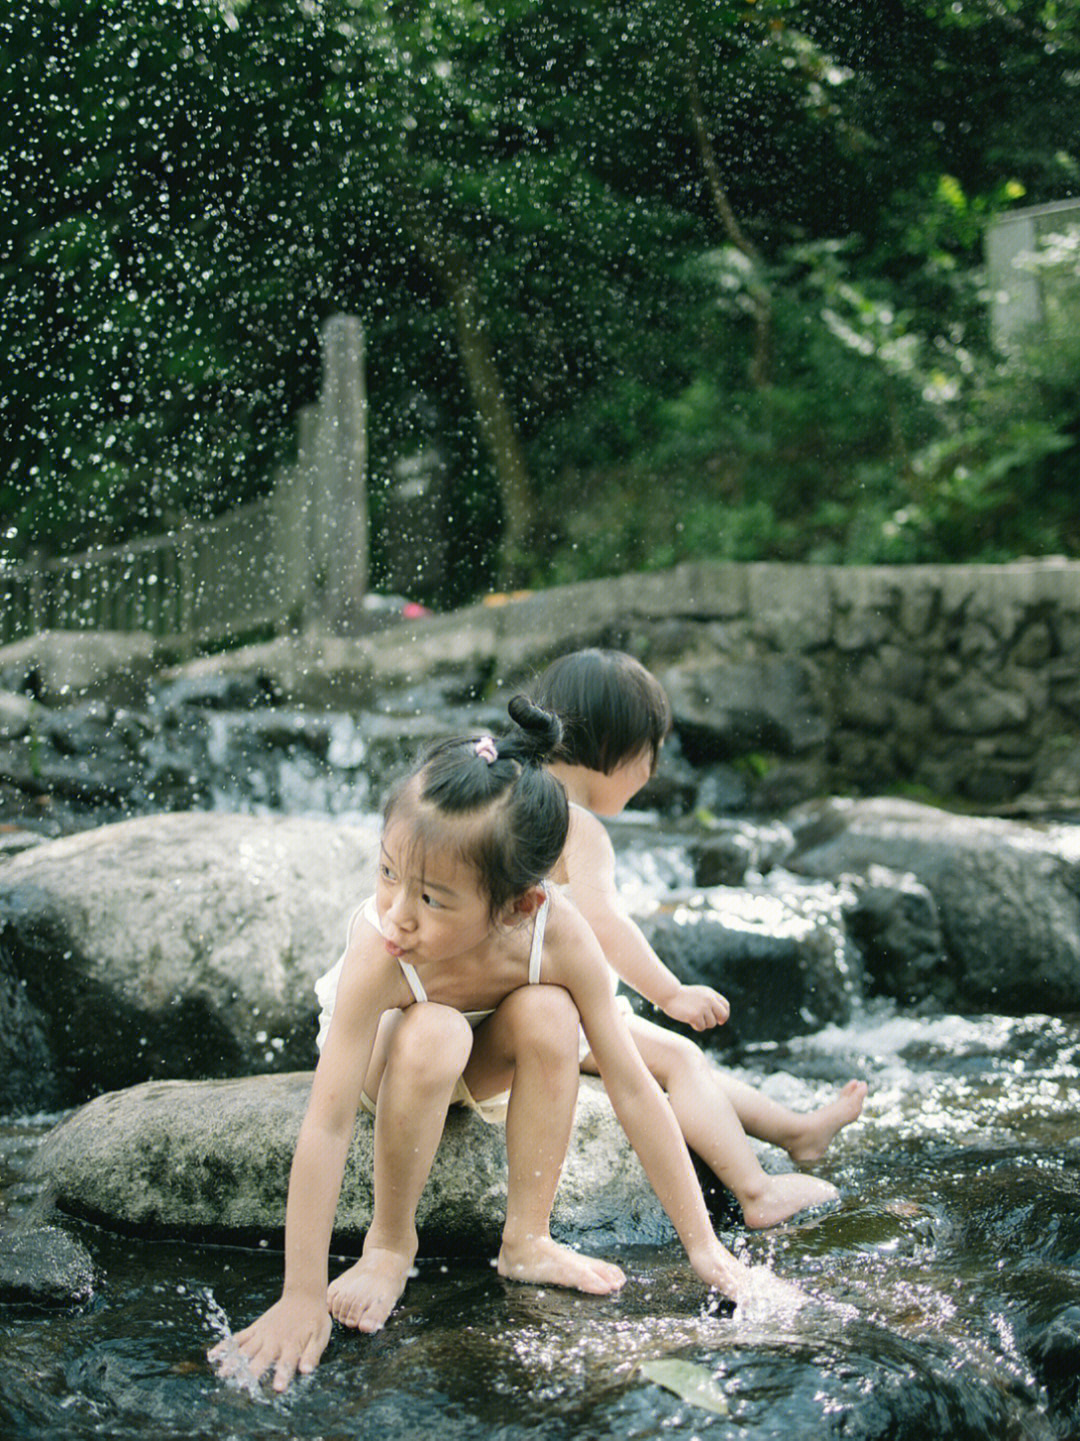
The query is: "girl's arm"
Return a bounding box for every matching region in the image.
[210,931,401,1391]
[563,809,729,1030]
[545,904,751,1300]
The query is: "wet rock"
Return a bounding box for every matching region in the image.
[637,887,856,1049]
[689,821,795,888]
[0,826,46,859]
[843,865,952,1007]
[151,670,282,712]
[0,935,58,1112]
[1021,1303,1080,1432]
[787,797,1080,1012]
[0,690,39,740]
[0,698,157,824]
[690,832,758,888]
[658,656,830,764]
[692,762,753,816]
[0,812,380,1108]
[0,1222,96,1307]
[160,634,379,711]
[30,1073,674,1252]
[0,631,161,708]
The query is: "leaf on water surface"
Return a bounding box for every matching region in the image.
[636,1358,729,1415]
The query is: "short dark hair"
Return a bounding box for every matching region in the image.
[531,649,672,775]
[383,695,569,916]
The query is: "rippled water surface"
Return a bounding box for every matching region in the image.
[3,706,1079,1436]
[4,1001,1080,1439]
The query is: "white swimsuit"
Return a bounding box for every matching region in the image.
[314,886,550,1125]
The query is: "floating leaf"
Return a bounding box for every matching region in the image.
[637,1358,729,1415]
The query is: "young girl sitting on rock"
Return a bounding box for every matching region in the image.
[211,696,798,1393]
[531,648,867,1230]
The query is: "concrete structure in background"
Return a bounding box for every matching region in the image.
[986,198,1080,346]
[0,315,368,654]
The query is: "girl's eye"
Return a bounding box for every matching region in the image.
[379,863,396,882]
[422,892,443,909]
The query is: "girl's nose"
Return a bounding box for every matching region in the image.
[387,891,416,931]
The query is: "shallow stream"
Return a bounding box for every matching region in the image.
[3,698,1079,1438]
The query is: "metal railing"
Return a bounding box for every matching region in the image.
[0,315,367,654]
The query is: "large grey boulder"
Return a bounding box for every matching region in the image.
[787,798,1080,1011]
[0,812,380,1108]
[30,1073,673,1253]
[841,865,950,1007]
[636,884,858,1048]
[0,630,161,707]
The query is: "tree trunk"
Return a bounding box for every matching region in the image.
[685,52,774,388]
[407,201,536,584]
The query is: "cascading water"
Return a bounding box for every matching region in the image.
[2,694,1079,1438]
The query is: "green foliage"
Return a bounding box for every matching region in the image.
[2,0,1079,597]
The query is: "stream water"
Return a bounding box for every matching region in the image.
[3,698,1079,1438]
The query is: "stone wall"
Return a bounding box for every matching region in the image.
[342,557,1080,811]
[8,558,1077,814]
[628,557,1080,810]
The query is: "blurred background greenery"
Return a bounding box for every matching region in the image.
[2,0,1078,607]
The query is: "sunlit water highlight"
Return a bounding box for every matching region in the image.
[3,705,1079,1437]
[5,996,1078,1438]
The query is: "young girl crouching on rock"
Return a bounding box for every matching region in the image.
[210,697,800,1393]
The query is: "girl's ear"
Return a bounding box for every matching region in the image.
[501,885,545,926]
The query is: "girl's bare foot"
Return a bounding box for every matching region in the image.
[328,1247,415,1332]
[740,1171,840,1230]
[497,1234,626,1294]
[786,1080,868,1166]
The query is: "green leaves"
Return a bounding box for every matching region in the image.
[637,1358,730,1415]
[3,0,1079,591]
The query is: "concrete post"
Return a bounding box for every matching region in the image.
[986,198,1080,347]
[310,315,368,634]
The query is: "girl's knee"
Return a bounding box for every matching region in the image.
[390,1003,473,1081]
[499,985,579,1061]
[649,1030,707,1089]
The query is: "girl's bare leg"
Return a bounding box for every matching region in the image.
[585,1017,863,1229]
[710,1068,867,1165]
[464,986,625,1295]
[328,1003,474,1332]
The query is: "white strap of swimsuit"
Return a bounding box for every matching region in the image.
[363,897,427,1003]
[346,903,368,945]
[399,959,427,1004]
[528,884,549,984]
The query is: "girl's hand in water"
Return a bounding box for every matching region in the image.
[662,984,730,1031]
[208,1292,332,1393]
[731,1265,808,1320]
[690,1245,806,1313]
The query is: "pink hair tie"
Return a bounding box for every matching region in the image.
[474,735,499,764]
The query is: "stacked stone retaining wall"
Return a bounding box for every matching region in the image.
[4,559,1078,812]
[374,558,1079,810]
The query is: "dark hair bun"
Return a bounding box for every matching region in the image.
[507,694,563,763]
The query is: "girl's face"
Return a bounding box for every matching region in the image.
[375,819,494,966]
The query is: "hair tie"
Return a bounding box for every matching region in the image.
[474,735,498,764]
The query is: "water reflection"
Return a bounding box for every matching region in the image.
[4,1004,1079,1437]
[3,695,1080,1436]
